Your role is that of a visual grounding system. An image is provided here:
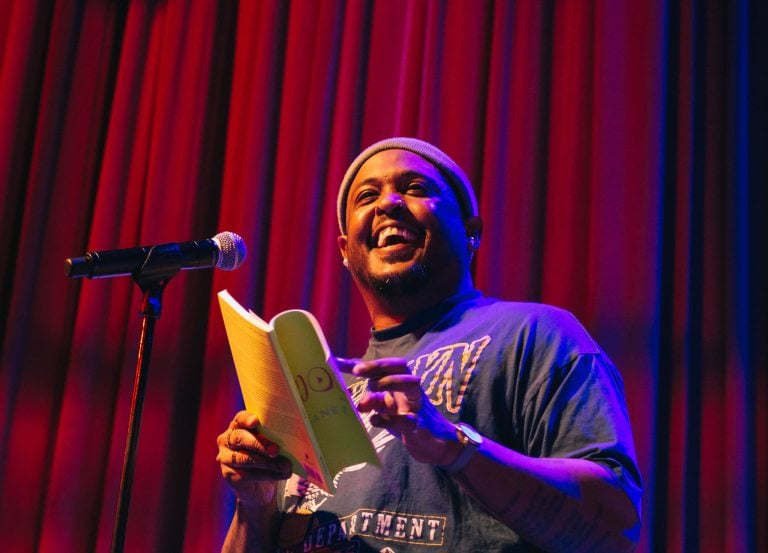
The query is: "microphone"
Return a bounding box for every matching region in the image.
[65,231,247,279]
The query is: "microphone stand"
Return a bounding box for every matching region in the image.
[111,244,183,553]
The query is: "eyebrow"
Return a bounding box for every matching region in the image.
[354,170,444,190]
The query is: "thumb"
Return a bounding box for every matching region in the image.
[335,357,362,375]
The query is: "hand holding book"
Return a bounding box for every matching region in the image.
[217,290,379,494]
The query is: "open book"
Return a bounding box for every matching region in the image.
[217,289,378,493]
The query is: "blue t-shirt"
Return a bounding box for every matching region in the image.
[276,292,642,552]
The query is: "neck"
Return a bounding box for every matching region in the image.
[358,274,475,330]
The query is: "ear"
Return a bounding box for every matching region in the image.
[337,234,349,265]
[464,216,483,251]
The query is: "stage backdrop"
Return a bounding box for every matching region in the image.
[0,1,765,552]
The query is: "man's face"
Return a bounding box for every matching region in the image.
[338,149,471,298]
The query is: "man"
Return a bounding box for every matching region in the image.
[217,137,642,552]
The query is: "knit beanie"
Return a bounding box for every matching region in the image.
[336,137,479,233]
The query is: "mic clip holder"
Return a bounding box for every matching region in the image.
[132,243,184,318]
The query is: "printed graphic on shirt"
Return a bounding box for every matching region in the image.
[280,335,492,551]
[411,335,491,413]
[283,509,447,552]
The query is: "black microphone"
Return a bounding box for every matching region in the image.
[65,231,247,279]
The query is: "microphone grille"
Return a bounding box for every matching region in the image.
[212,231,247,271]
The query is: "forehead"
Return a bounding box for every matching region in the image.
[350,149,447,190]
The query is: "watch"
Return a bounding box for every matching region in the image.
[440,422,483,474]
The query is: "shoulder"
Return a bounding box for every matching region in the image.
[465,297,602,356]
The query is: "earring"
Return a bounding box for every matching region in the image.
[342,258,349,268]
[467,236,479,249]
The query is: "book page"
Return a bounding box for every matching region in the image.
[218,291,326,487]
[272,310,379,479]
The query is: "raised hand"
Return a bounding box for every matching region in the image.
[338,357,461,467]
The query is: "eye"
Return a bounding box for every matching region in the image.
[405,180,430,196]
[354,188,379,206]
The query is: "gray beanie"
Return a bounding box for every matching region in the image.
[336,137,479,233]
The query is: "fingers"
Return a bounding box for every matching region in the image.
[343,359,459,466]
[350,358,412,378]
[230,409,259,430]
[218,426,279,458]
[349,359,425,420]
[219,446,290,476]
[216,411,292,479]
[357,390,399,413]
[370,412,419,433]
[366,374,422,395]
[351,358,422,399]
[335,357,361,374]
[217,443,290,477]
[219,410,276,455]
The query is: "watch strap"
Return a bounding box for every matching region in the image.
[439,423,480,474]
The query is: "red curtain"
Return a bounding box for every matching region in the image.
[1,1,765,552]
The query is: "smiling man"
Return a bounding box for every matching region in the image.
[217,138,642,553]
[337,144,481,325]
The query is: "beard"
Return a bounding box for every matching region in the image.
[350,258,433,299]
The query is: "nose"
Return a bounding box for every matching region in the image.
[375,192,405,216]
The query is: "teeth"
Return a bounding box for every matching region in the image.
[376,227,417,247]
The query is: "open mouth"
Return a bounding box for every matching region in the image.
[370,226,423,249]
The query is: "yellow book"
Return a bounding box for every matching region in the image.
[217,289,378,494]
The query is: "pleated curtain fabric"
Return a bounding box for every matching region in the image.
[0,1,765,552]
